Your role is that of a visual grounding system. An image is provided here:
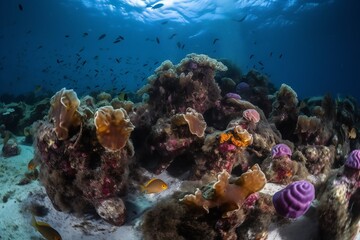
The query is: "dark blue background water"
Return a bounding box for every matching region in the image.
[0,0,359,101]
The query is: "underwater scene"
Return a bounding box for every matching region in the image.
[0,0,359,239]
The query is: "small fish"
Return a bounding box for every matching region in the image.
[113,39,121,44]
[141,178,168,194]
[156,37,160,44]
[27,159,38,171]
[234,15,247,22]
[181,44,185,49]
[279,53,283,59]
[82,32,88,37]
[161,20,168,25]
[213,38,219,44]
[31,215,62,240]
[176,41,181,49]
[18,4,23,11]
[168,33,176,39]
[249,54,254,59]
[118,92,128,101]
[349,127,357,139]
[64,35,70,38]
[34,85,42,93]
[151,3,164,9]
[143,63,148,67]
[269,52,273,57]
[98,34,106,40]
[258,61,264,66]
[115,58,120,63]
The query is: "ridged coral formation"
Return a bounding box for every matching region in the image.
[345,149,360,169]
[172,107,207,138]
[272,180,315,218]
[180,164,266,217]
[271,143,292,159]
[219,125,253,148]
[242,109,260,124]
[48,88,81,140]
[94,106,135,151]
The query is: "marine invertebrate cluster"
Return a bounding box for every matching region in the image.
[180,164,266,217]
[272,180,315,218]
[94,106,135,151]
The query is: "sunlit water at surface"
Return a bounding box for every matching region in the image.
[0,0,359,99]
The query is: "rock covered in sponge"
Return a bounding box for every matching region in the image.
[272,180,315,218]
[94,106,135,151]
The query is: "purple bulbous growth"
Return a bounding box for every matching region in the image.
[272,180,315,218]
[236,82,250,94]
[345,150,360,170]
[271,143,292,159]
[225,92,241,100]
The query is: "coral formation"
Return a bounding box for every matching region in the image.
[272,180,315,218]
[94,106,135,151]
[318,154,360,240]
[48,88,81,140]
[180,164,266,217]
[271,143,292,159]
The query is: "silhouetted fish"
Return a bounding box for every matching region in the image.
[98,34,106,40]
[18,4,23,11]
[279,53,283,59]
[269,52,273,57]
[161,20,168,25]
[65,35,70,38]
[258,61,264,66]
[234,15,247,22]
[169,33,176,39]
[181,44,185,49]
[249,54,254,59]
[116,58,120,63]
[113,40,121,44]
[82,32,88,37]
[177,42,181,48]
[151,3,164,9]
[116,35,124,40]
[156,37,160,44]
[213,38,219,44]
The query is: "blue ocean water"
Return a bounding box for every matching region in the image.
[0,0,359,101]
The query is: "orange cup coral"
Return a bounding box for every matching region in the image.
[180,164,266,217]
[219,125,253,148]
[49,88,81,140]
[94,106,135,151]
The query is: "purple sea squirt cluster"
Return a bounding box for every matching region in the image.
[272,180,315,218]
[271,143,292,159]
[345,149,360,169]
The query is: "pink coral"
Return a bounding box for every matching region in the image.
[242,109,260,124]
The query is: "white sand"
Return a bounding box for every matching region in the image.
[0,138,359,240]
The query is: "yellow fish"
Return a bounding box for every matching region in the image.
[31,215,62,240]
[141,178,168,194]
[349,127,357,139]
[28,159,38,171]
